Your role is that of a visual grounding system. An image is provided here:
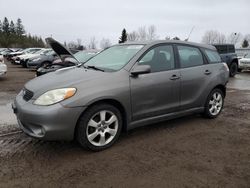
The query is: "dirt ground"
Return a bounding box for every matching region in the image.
[0,62,250,188]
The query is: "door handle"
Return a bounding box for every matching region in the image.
[170,75,180,80]
[204,70,211,75]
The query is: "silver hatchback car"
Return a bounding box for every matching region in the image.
[13,38,229,151]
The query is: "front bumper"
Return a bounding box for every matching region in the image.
[12,92,86,141]
[239,61,250,69]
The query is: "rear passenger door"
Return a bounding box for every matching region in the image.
[176,45,210,110]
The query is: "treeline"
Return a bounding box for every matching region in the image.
[0,17,45,48]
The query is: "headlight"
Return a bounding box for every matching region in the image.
[34,88,76,106]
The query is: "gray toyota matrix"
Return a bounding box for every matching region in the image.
[13,38,229,151]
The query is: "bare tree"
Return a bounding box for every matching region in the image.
[76,38,82,47]
[127,25,159,41]
[88,37,97,49]
[137,26,147,41]
[201,30,226,44]
[217,33,227,44]
[127,31,138,41]
[100,38,112,49]
[147,25,158,40]
[201,30,220,44]
[67,41,78,49]
[227,32,243,44]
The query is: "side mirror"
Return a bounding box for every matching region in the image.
[131,65,151,76]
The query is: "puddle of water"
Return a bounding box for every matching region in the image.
[228,73,250,90]
[0,102,17,127]
[0,92,18,127]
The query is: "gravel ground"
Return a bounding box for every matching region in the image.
[0,61,250,188]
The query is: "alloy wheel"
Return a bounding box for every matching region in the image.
[86,110,119,146]
[208,92,223,116]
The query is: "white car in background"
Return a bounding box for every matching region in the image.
[14,48,43,64]
[239,53,250,72]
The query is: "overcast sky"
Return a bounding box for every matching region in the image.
[1,0,249,46]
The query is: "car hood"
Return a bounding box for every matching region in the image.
[45,37,79,63]
[25,67,113,98]
[240,58,250,61]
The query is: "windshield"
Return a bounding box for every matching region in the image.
[74,51,97,63]
[84,45,144,71]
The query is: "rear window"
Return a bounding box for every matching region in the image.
[228,45,235,53]
[204,49,221,63]
[213,45,235,54]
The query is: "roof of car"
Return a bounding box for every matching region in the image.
[118,40,216,50]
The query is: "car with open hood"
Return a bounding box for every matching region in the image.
[36,38,100,76]
[13,39,229,151]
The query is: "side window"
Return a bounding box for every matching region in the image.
[177,45,204,68]
[138,45,175,72]
[204,49,221,63]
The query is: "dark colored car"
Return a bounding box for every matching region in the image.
[27,50,57,69]
[213,44,238,77]
[13,38,229,151]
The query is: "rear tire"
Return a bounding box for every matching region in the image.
[203,88,224,119]
[21,60,28,68]
[229,62,238,77]
[76,103,122,151]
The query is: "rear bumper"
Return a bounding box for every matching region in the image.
[12,93,86,141]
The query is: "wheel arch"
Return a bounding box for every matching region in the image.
[74,98,128,139]
[212,84,226,97]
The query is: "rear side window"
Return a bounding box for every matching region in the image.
[214,45,227,54]
[177,45,204,68]
[204,49,221,63]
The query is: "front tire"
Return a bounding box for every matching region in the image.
[76,103,122,151]
[229,62,238,77]
[204,89,224,119]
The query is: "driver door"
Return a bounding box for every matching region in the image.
[130,44,181,121]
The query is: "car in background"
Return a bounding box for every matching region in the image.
[213,44,238,77]
[11,48,43,64]
[0,48,14,56]
[5,48,23,61]
[13,38,229,151]
[238,53,250,72]
[20,48,53,68]
[27,50,58,69]
[37,48,99,76]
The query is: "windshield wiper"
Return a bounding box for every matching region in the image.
[85,65,104,72]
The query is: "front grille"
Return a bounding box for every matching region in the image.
[23,88,34,101]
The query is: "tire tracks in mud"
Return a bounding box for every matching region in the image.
[0,131,77,158]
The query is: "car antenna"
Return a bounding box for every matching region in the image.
[185,26,195,41]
